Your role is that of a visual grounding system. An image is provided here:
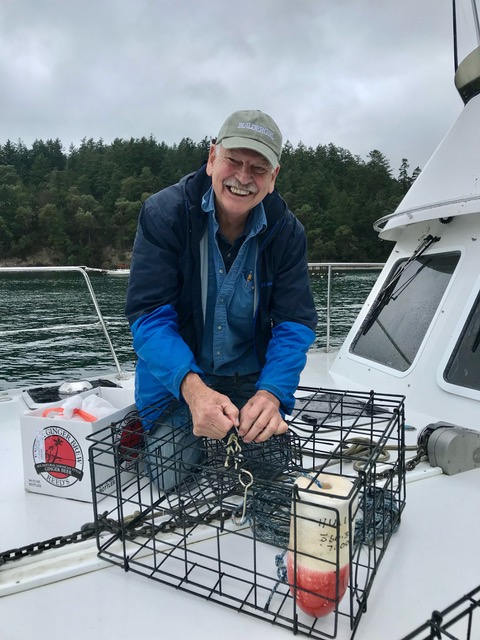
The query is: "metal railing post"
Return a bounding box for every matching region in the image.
[326,264,332,352]
[308,262,385,353]
[0,266,128,380]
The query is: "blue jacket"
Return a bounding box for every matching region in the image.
[125,164,317,415]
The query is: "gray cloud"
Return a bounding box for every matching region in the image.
[0,0,467,172]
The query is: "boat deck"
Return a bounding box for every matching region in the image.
[2,464,479,640]
[1,357,479,640]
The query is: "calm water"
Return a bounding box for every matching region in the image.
[0,270,379,391]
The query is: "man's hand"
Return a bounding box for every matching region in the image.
[238,390,288,443]
[181,373,239,439]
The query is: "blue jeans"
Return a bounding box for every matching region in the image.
[143,374,258,493]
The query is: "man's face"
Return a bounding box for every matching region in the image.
[206,145,279,221]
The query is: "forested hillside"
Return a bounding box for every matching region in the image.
[0,136,419,267]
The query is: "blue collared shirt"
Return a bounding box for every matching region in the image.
[198,186,267,376]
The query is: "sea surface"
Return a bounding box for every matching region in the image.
[0,269,380,391]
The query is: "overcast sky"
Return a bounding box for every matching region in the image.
[0,1,474,174]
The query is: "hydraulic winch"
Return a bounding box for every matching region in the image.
[418,422,480,475]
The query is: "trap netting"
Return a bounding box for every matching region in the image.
[88,385,406,639]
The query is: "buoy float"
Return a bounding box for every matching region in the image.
[288,473,354,617]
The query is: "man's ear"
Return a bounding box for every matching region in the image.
[206,144,216,177]
[268,165,280,193]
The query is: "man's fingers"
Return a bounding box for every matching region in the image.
[221,401,240,429]
[241,414,288,443]
[192,406,235,438]
[238,390,286,443]
[188,390,239,439]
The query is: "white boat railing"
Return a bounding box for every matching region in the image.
[0,266,128,380]
[0,263,385,378]
[308,262,385,351]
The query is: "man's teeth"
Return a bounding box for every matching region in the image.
[229,186,250,196]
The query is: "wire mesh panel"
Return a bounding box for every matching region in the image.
[400,585,480,640]
[88,386,406,639]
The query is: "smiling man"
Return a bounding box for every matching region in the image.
[125,109,317,491]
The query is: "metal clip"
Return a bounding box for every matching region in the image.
[232,469,254,526]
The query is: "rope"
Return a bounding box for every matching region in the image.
[220,429,403,607]
[299,472,323,489]
[224,432,243,469]
[254,481,402,610]
[246,480,293,548]
[222,432,405,548]
[264,550,288,611]
[354,485,400,545]
[246,479,400,550]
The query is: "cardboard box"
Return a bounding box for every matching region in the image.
[21,386,136,502]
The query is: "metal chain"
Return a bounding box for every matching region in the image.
[0,433,246,567]
[3,435,420,566]
[0,501,238,567]
[0,511,117,567]
[405,445,426,471]
[130,505,237,539]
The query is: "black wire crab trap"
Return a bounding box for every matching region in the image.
[88,386,406,639]
[400,585,480,640]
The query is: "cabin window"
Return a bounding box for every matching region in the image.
[444,291,480,391]
[350,251,460,371]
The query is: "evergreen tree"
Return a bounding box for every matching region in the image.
[0,135,410,267]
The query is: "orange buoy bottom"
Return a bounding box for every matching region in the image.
[287,554,350,617]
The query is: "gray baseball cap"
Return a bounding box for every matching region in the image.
[216,109,283,168]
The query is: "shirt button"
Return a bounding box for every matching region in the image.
[217,350,221,355]
[217,325,222,331]
[219,297,224,303]
[219,268,224,274]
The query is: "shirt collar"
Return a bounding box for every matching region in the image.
[201,186,267,238]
